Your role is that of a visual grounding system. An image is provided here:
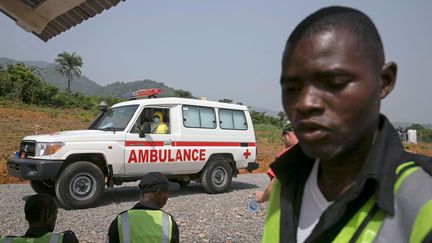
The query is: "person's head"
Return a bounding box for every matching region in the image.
[282,121,294,136]
[25,194,58,231]
[153,111,163,123]
[138,172,179,208]
[281,6,397,162]
[281,122,297,147]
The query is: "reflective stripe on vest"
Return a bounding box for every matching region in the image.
[118,210,172,243]
[262,178,281,243]
[0,233,62,243]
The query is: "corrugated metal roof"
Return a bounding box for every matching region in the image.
[33,0,122,42]
[22,0,46,8]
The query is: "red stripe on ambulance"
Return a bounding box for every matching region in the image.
[171,141,255,147]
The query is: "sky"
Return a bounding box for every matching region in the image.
[1,1,431,124]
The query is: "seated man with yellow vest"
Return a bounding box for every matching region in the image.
[107,172,180,243]
[1,194,79,243]
[263,6,432,243]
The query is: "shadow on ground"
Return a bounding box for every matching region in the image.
[19,179,260,210]
[94,180,259,208]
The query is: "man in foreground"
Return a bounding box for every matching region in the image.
[108,172,180,243]
[0,194,78,243]
[263,6,432,243]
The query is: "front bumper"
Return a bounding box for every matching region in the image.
[7,156,64,180]
[246,162,259,172]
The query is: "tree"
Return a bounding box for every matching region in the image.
[218,98,233,103]
[407,124,425,131]
[174,89,192,98]
[277,111,287,121]
[55,52,83,96]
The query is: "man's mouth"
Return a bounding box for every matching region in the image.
[296,121,330,141]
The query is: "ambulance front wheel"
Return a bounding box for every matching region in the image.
[201,159,232,193]
[55,161,105,209]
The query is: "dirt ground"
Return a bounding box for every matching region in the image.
[1,102,431,184]
[0,102,92,183]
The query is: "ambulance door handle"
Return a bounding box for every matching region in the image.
[164,141,171,145]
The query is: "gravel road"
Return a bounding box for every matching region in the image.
[0,173,270,243]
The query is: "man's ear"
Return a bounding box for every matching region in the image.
[379,62,397,99]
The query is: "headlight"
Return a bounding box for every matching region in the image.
[35,142,64,156]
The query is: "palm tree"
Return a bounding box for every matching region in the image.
[55,52,83,95]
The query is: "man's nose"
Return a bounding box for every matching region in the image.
[295,84,324,116]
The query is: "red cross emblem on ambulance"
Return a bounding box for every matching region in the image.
[243,149,251,159]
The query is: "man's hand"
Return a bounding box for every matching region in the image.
[254,191,268,203]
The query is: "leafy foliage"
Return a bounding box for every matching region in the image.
[250,110,287,129]
[218,98,233,103]
[0,63,56,105]
[174,89,193,98]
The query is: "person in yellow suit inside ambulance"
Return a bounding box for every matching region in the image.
[151,111,168,134]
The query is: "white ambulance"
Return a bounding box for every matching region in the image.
[7,98,258,209]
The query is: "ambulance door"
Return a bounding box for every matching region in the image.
[124,107,174,175]
[172,105,216,173]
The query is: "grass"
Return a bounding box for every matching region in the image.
[254,124,282,143]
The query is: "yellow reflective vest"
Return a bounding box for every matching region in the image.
[262,161,432,243]
[0,233,63,243]
[117,209,173,243]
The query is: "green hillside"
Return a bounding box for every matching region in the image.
[0,57,181,98]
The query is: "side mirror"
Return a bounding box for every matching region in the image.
[98,101,108,113]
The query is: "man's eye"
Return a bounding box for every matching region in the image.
[281,82,301,91]
[325,78,351,90]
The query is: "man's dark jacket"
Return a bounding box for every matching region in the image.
[270,115,432,242]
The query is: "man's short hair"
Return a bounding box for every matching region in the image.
[284,6,384,72]
[25,194,57,223]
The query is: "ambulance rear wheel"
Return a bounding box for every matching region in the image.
[201,159,232,193]
[55,161,105,209]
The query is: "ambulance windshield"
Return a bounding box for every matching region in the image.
[94,105,138,131]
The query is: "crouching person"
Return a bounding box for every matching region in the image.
[1,193,79,243]
[107,172,180,243]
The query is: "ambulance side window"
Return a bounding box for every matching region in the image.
[219,109,247,130]
[182,105,216,129]
[131,108,170,134]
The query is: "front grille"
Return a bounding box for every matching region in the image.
[20,140,36,157]
[8,161,20,170]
